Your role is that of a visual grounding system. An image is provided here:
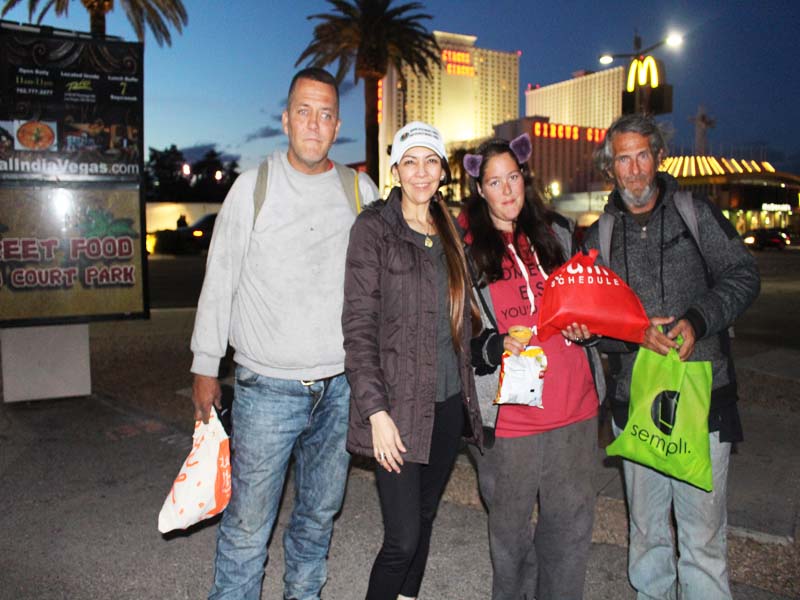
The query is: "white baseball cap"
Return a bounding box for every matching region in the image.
[389,121,447,167]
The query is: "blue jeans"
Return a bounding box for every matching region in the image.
[614,423,732,600]
[209,367,351,600]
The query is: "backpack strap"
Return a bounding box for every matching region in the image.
[674,191,700,248]
[252,158,361,228]
[252,159,270,227]
[333,162,361,215]
[598,213,614,266]
[673,191,713,285]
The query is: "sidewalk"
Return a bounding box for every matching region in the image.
[0,308,797,598]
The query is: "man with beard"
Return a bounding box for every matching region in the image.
[571,113,759,599]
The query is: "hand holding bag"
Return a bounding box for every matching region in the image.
[158,411,232,533]
[606,344,713,491]
[537,249,650,343]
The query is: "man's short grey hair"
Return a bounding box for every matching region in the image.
[594,113,670,178]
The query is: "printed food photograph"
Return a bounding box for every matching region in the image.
[14,120,58,151]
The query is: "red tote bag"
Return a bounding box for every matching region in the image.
[537,249,649,343]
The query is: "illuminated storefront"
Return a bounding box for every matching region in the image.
[660,156,800,232]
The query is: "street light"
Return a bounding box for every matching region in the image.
[598,30,682,115]
[598,30,683,66]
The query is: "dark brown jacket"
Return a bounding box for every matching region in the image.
[342,189,483,464]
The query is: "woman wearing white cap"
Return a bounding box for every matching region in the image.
[343,121,483,599]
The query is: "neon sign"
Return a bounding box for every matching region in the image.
[442,49,471,64]
[446,63,476,76]
[762,203,791,212]
[532,121,606,143]
[626,55,659,92]
[377,79,383,124]
[442,48,475,77]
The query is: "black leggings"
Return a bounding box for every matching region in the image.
[365,394,465,599]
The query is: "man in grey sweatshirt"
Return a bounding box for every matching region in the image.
[189,68,378,600]
[573,114,759,600]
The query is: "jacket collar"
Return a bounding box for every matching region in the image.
[379,186,433,243]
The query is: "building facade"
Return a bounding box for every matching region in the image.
[378,31,519,191]
[494,116,608,205]
[660,155,800,233]
[524,67,624,129]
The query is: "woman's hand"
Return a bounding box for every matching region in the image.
[503,335,526,356]
[561,322,596,343]
[369,410,407,473]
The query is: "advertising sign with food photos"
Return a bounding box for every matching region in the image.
[0,22,146,325]
[0,22,142,181]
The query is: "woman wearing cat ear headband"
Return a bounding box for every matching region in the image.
[459,133,605,600]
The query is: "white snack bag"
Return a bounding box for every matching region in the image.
[493,347,548,407]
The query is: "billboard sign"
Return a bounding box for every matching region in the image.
[622,54,673,115]
[0,22,146,326]
[0,22,142,182]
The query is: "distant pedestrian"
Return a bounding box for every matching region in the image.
[189,67,379,600]
[571,113,760,599]
[176,214,188,228]
[342,122,483,600]
[461,134,605,600]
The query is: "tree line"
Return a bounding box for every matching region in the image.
[145,145,240,204]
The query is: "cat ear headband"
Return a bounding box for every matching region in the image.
[462,133,532,179]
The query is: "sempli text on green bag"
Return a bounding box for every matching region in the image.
[606,345,713,491]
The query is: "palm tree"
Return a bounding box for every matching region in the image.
[297,0,440,184]
[1,0,187,46]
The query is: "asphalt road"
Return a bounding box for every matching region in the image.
[147,254,207,310]
[147,249,800,349]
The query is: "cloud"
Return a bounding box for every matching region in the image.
[270,113,283,123]
[333,136,357,146]
[244,126,283,143]
[180,143,240,164]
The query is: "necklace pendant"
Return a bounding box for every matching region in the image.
[640,226,647,240]
[424,235,433,248]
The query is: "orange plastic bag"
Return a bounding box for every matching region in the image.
[158,412,231,533]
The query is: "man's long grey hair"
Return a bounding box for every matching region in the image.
[593,113,671,179]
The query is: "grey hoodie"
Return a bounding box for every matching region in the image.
[583,172,760,441]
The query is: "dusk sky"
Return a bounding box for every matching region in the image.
[4,0,798,173]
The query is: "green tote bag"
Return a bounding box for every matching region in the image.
[606,345,714,491]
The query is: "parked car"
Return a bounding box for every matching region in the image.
[176,213,217,251]
[742,228,791,250]
[152,213,218,254]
